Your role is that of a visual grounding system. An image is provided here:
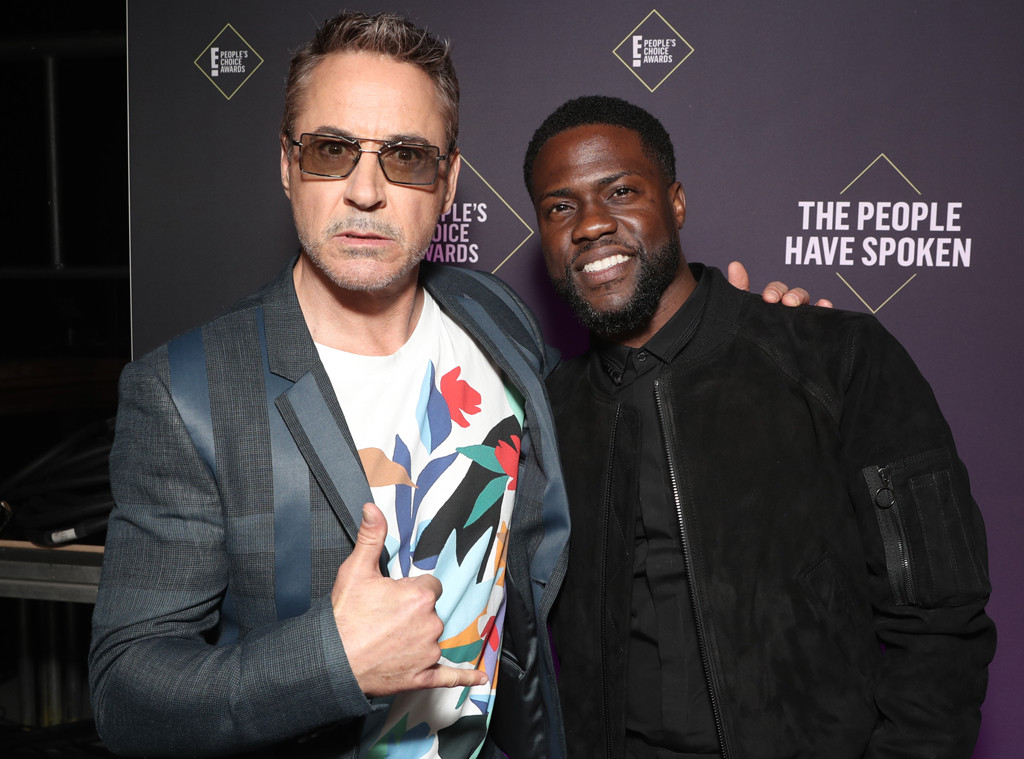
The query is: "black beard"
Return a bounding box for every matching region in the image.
[551,236,681,340]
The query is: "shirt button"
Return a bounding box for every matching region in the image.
[637,351,648,362]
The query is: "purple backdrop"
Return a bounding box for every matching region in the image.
[128,2,1023,754]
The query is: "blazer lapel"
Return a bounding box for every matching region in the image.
[275,375,370,541]
[260,260,371,544]
[423,264,569,601]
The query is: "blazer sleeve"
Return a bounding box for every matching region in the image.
[836,316,996,759]
[88,354,376,757]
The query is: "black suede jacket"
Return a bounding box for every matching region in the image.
[547,266,995,759]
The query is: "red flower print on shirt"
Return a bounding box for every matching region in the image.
[494,435,521,491]
[441,366,482,428]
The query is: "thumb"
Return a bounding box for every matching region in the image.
[349,502,387,575]
[727,261,750,292]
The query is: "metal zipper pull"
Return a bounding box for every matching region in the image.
[863,464,916,606]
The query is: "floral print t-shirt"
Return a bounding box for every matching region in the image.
[316,290,523,759]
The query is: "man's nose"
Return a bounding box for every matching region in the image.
[572,201,616,242]
[342,152,388,210]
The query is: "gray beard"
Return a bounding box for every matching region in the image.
[298,216,427,292]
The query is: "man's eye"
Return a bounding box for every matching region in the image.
[315,139,352,160]
[388,146,427,165]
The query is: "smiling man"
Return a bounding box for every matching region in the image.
[525,96,995,759]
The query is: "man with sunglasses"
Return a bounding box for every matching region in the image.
[89,11,812,759]
[91,13,547,758]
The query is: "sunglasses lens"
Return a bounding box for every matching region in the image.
[379,144,439,185]
[300,135,359,178]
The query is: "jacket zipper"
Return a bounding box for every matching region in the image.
[654,379,729,758]
[865,464,917,605]
[601,404,621,759]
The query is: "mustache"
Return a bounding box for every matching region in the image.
[324,216,402,240]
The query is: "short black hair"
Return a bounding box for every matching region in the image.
[523,95,676,199]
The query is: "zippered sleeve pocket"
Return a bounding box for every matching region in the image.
[862,449,989,608]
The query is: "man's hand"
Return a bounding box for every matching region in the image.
[331,502,488,697]
[727,261,833,308]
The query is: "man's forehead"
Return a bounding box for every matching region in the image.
[535,125,654,188]
[296,52,446,141]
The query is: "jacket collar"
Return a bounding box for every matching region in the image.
[564,264,747,393]
[256,257,320,382]
[258,258,509,383]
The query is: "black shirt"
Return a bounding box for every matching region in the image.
[593,267,721,758]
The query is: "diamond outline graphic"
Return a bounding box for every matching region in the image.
[840,153,921,196]
[834,153,922,312]
[458,156,534,275]
[194,23,265,100]
[612,9,694,92]
[836,272,917,314]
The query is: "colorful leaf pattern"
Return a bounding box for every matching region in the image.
[358,360,522,758]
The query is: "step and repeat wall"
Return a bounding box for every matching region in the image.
[129,2,1022,753]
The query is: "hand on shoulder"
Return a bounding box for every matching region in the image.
[727,261,833,308]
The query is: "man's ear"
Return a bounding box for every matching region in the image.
[440,149,461,214]
[669,181,686,229]
[280,137,293,199]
